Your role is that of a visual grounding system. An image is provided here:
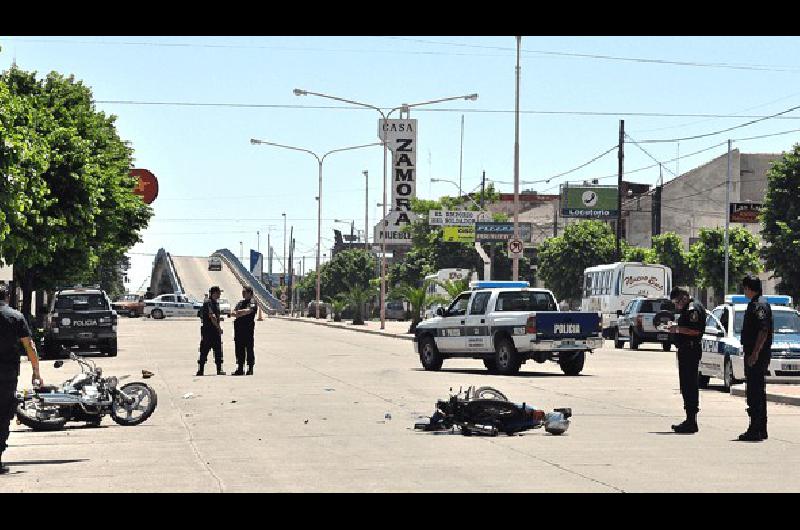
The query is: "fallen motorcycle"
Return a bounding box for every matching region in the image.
[15,349,157,431]
[415,386,571,436]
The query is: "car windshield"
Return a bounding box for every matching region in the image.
[55,294,108,310]
[639,299,674,313]
[733,309,800,334]
[495,291,557,312]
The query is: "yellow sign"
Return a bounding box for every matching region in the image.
[443,225,476,243]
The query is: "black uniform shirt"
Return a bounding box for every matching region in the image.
[233,298,257,336]
[0,302,31,381]
[675,300,705,350]
[741,296,772,360]
[200,299,220,330]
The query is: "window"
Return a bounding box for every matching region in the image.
[584,274,592,298]
[161,295,175,303]
[639,299,675,313]
[496,291,557,312]
[706,312,724,334]
[469,292,491,315]
[55,294,109,310]
[446,294,471,317]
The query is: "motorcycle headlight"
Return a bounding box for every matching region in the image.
[106,376,118,390]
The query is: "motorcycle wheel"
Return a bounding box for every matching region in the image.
[111,382,158,426]
[16,399,68,431]
[473,387,509,402]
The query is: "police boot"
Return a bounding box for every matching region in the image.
[761,417,768,440]
[0,454,9,475]
[196,363,205,376]
[246,366,254,376]
[232,365,245,376]
[672,413,698,434]
[216,365,226,376]
[738,410,763,441]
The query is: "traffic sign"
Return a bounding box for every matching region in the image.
[508,238,524,256]
[130,168,159,204]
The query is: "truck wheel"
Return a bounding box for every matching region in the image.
[560,351,585,376]
[419,336,443,371]
[151,309,164,320]
[613,328,624,349]
[629,329,640,350]
[494,337,521,375]
[106,339,118,357]
[723,358,735,393]
[482,358,497,373]
[698,372,710,389]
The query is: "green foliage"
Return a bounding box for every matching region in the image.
[622,244,655,263]
[538,220,617,303]
[437,277,471,298]
[689,227,762,300]
[343,284,375,325]
[761,144,800,301]
[328,296,348,322]
[319,249,376,299]
[390,279,448,332]
[295,270,318,304]
[0,66,152,314]
[651,232,697,287]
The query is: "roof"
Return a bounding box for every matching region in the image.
[58,288,104,295]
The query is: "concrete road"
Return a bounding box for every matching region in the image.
[171,255,244,307]
[3,317,800,492]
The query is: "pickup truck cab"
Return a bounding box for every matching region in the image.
[414,284,603,375]
[614,297,675,351]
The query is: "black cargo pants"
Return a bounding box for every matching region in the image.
[198,327,223,368]
[745,361,768,432]
[0,378,17,455]
[677,346,701,415]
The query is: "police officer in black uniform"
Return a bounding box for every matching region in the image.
[668,287,706,434]
[231,286,258,376]
[196,286,225,376]
[739,275,772,442]
[0,284,43,474]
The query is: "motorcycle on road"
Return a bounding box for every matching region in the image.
[15,349,158,431]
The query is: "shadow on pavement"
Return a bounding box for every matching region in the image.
[414,368,594,378]
[4,458,88,466]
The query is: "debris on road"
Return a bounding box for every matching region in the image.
[142,370,154,379]
[182,392,195,400]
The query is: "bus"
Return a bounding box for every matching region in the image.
[580,262,672,337]
[423,268,477,319]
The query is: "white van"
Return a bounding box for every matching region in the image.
[580,262,672,338]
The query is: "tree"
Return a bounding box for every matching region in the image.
[622,244,655,263]
[538,220,616,304]
[437,278,471,298]
[761,143,800,301]
[328,296,347,322]
[390,279,448,333]
[0,66,152,316]
[318,249,376,300]
[651,232,697,288]
[690,226,762,303]
[343,284,375,325]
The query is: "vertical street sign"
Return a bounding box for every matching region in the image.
[376,119,418,245]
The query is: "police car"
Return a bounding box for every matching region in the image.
[699,294,800,392]
[144,294,204,319]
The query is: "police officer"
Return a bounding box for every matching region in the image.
[0,284,43,474]
[196,286,225,376]
[231,286,258,376]
[668,287,706,434]
[738,275,772,442]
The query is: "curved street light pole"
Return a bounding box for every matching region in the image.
[250,138,381,319]
[293,89,478,330]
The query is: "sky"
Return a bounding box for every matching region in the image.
[2,35,800,293]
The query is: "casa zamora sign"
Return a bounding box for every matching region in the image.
[375,119,418,245]
[130,168,159,204]
[428,210,489,226]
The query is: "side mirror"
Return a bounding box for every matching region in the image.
[616,310,623,316]
[53,360,64,368]
[436,307,444,317]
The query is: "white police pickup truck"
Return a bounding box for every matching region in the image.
[699,295,800,392]
[414,282,603,375]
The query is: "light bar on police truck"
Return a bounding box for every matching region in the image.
[724,294,793,306]
[470,281,530,290]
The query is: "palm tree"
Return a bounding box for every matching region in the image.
[390,279,448,333]
[343,284,375,325]
[328,296,347,322]
[437,277,471,299]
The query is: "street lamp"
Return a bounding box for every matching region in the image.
[294,89,479,329]
[362,170,369,252]
[250,138,381,319]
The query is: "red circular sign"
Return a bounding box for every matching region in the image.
[130,168,159,204]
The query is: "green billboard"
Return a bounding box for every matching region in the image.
[561,185,618,218]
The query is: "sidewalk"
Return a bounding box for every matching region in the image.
[731,383,800,406]
[274,314,415,341]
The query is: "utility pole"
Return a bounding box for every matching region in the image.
[363,170,369,252]
[458,114,465,197]
[553,199,559,237]
[616,120,625,262]
[724,139,732,297]
[480,170,486,209]
[512,35,521,281]
[267,232,271,275]
[282,213,287,274]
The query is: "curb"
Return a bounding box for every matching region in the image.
[731,384,800,406]
[275,315,414,341]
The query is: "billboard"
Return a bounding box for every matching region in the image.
[428,210,490,226]
[560,185,618,218]
[475,222,532,243]
[729,202,763,223]
[442,225,476,243]
[376,119,418,245]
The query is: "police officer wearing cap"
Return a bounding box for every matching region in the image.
[668,287,706,434]
[0,284,43,474]
[196,286,225,376]
[231,286,258,376]
[738,275,772,442]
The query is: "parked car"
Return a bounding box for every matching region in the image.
[112,293,145,317]
[614,297,675,350]
[217,298,232,316]
[385,300,406,320]
[208,256,222,271]
[144,294,203,319]
[42,286,118,358]
[306,301,327,319]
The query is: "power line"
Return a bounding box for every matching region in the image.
[624,134,678,178]
[491,145,618,185]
